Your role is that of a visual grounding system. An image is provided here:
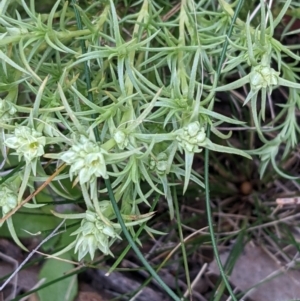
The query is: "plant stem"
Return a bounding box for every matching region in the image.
[71,1,182,300]
[204,1,245,300]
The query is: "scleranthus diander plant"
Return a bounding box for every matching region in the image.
[0,0,299,276]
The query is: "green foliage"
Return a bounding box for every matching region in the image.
[38,252,78,301]
[0,208,60,238]
[0,0,299,299]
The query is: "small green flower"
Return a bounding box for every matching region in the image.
[113,130,129,149]
[0,184,17,219]
[72,210,121,260]
[249,65,279,91]
[0,98,17,123]
[5,126,46,167]
[149,152,168,175]
[0,183,27,250]
[176,121,206,153]
[215,62,300,97]
[60,135,108,184]
[37,114,60,137]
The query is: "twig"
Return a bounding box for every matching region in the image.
[0,252,18,300]
[276,197,300,207]
[0,219,66,292]
[0,164,66,224]
[183,263,208,301]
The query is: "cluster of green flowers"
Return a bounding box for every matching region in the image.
[60,135,108,183]
[72,210,121,260]
[176,122,207,153]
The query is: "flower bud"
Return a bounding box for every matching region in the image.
[114,130,129,149]
[0,185,17,218]
[176,122,206,153]
[6,27,28,36]
[36,114,59,137]
[149,152,168,175]
[250,65,279,91]
[0,98,17,123]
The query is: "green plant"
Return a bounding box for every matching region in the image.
[0,0,299,300]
